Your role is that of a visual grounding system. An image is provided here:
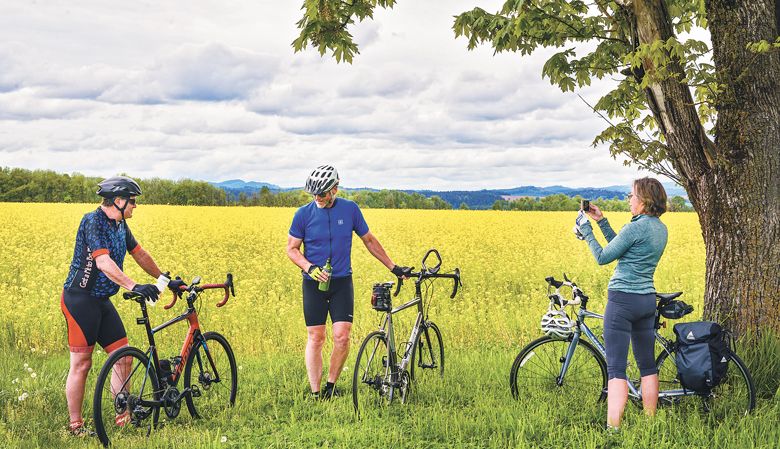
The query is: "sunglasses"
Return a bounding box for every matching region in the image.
[122,197,137,205]
[314,191,330,199]
[627,193,634,200]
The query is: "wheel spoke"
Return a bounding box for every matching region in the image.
[353,332,391,415]
[93,347,160,447]
[511,337,606,403]
[184,333,237,419]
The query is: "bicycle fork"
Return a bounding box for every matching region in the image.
[558,332,582,386]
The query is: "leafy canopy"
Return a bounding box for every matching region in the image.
[294,1,779,181]
[292,0,397,63]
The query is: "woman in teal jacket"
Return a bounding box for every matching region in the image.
[578,177,668,429]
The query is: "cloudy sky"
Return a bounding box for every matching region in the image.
[0,0,663,190]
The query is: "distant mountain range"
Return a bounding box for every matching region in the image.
[210,180,687,210]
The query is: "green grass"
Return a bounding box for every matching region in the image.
[2,341,778,448]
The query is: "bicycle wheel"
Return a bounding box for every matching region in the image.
[510,336,607,402]
[655,347,755,417]
[410,321,444,380]
[93,346,160,447]
[183,331,238,419]
[352,331,392,415]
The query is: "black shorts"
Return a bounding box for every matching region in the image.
[302,276,354,326]
[60,289,127,353]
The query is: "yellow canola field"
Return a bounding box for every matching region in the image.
[0,203,704,355]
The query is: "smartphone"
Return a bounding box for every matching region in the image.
[581,199,590,212]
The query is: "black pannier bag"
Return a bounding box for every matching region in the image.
[673,321,729,392]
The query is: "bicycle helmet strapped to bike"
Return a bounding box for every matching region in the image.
[304,165,339,195]
[97,176,142,198]
[540,307,575,338]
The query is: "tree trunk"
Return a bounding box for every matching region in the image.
[699,0,780,335]
[635,0,780,335]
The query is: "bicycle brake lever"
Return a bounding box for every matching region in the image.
[394,277,403,297]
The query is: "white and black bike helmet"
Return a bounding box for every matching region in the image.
[304,165,339,195]
[540,308,575,338]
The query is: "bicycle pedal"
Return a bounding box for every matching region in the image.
[190,385,201,398]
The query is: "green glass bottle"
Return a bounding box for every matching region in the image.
[318,258,332,292]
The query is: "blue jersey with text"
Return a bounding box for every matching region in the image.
[63,207,140,297]
[289,198,369,278]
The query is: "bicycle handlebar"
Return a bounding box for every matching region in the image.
[124,273,235,309]
[393,268,462,299]
[166,273,235,309]
[546,274,588,307]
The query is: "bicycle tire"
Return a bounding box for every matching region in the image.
[655,346,755,417]
[410,321,444,380]
[93,346,160,447]
[183,331,238,419]
[352,331,392,415]
[510,335,607,402]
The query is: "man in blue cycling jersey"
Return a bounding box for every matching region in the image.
[286,165,411,399]
[60,176,183,436]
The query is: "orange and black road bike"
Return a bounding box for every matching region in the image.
[92,274,237,447]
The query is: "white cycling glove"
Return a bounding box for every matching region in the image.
[573,210,589,240]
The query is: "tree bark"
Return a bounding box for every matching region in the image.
[699,0,780,335]
[634,0,780,335]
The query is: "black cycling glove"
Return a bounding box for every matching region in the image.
[391,265,413,277]
[132,284,160,302]
[167,276,187,296]
[307,264,325,280]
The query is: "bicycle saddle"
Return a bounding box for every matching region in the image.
[656,292,683,301]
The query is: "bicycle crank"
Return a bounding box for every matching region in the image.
[399,370,411,404]
[162,387,182,419]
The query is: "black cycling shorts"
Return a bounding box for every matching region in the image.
[603,290,658,380]
[302,276,354,326]
[60,289,128,353]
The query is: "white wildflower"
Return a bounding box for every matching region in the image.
[220,436,227,443]
[30,372,37,379]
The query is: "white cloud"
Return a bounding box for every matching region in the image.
[98,43,278,103]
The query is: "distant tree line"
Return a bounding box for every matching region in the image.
[0,167,228,205]
[0,167,692,211]
[490,193,692,212]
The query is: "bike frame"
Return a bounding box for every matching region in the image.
[379,281,427,377]
[559,305,691,401]
[119,284,230,408]
[142,300,217,386]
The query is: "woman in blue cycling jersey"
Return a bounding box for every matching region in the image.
[577,177,668,429]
